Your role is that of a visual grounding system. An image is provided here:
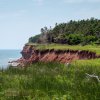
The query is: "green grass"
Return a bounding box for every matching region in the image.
[0,59,100,100]
[27,43,100,55]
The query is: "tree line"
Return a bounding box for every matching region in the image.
[29,18,100,45]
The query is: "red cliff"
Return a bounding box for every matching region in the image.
[17,45,100,66]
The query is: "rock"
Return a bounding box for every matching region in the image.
[86,73,100,83]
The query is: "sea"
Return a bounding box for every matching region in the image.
[0,50,21,69]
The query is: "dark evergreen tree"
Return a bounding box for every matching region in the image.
[28,18,100,45]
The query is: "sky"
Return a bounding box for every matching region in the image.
[0,0,100,49]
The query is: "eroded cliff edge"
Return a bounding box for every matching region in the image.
[16,44,100,66]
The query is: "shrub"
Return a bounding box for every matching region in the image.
[67,34,82,45]
[82,35,97,45]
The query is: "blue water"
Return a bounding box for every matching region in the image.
[0,50,21,68]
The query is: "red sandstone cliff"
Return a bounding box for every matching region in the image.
[17,45,100,66]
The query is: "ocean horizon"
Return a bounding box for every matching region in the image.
[0,49,21,68]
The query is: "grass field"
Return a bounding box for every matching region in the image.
[0,59,100,100]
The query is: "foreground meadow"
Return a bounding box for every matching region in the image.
[0,59,100,100]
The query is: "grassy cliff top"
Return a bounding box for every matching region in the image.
[26,43,100,55]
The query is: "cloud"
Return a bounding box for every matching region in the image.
[32,0,44,5]
[70,7,100,20]
[64,0,100,3]
[0,10,26,19]
[64,0,83,3]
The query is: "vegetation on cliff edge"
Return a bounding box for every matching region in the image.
[26,43,100,55]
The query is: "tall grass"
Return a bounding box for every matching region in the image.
[0,59,100,100]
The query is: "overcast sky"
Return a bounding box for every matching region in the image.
[0,0,100,49]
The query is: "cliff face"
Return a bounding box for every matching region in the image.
[18,45,100,66]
